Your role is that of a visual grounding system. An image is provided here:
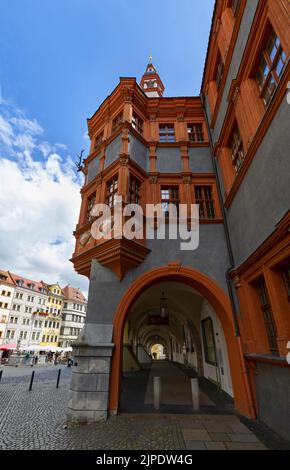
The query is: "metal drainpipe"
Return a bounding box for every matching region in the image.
[201,94,257,419]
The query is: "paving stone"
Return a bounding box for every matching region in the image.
[228,433,259,443]
[206,441,227,450]
[182,429,211,441]
[0,368,272,451]
[226,442,267,450]
[228,422,252,434]
[209,432,232,442]
[185,441,207,450]
[204,422,232,433]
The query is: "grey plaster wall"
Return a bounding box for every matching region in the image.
[87,155,100,184]
[156,148,183,173]
[86,223,230,325]
[205,0,259,145]
[104,134,122,169]
[254,362,290,441]
[188,147,214,173]
[129,133,147,170]
[226,97,290,266]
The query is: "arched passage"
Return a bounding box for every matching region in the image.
[109,263,255,419]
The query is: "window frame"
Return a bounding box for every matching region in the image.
[187,124,204,143]
[131,112,144,135]
[159,124,176,143]
[161,186,180,218]
[255,27,287,107]
[229,124,245,174]
[194,186,216,220]
[105,174,119,209]
[201,317,217,366]
[129,176,141,205]
[255,277,278,355]
[112,112,123,133]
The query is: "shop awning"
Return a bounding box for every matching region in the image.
[0,343,17,351]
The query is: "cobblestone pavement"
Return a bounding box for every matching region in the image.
[0,367,289,450]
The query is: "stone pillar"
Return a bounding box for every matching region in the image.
[67,323,114,423]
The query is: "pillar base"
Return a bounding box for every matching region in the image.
[67,324,114,424]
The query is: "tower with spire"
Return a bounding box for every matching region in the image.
[140,55,165,98]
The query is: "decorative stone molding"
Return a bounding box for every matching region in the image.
[119,153,130,166]
[167,261,182,273]
[149,174,158,184]
[121,86,134,102]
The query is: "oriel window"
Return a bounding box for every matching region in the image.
[106,175,119,208]
[129,176,141,205]
[256,278,278,355]
[194,186,215,219]
[161,186,179,217]
[94,132,103,151]
[230,125,245,174]
[255,28,287,107]
[159,124,175,143]
[187,124,204,142]
[132,112,143,135]
[86,193,96,223]
[112,112,123,133]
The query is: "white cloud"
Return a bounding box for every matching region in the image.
[0,103,88,297]
[0,115,14,147]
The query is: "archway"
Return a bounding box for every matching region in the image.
[109,263,255,419]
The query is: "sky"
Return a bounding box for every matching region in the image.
[0,0,215,297]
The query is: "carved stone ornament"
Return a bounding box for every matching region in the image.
[79,231,91,247]
[122,86,134,102]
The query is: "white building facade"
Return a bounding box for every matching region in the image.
[0,271,16,345]
[59,286,87,348]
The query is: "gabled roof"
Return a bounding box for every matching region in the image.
[62,285,87,303]
[0,269,16,287]
[10,273,47,293]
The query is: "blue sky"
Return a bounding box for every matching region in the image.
[0,0,214,294]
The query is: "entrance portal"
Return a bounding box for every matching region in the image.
[110,265,255,419]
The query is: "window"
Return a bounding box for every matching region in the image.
[159,124,175,143]
[230,125,245,174]
[256,278,278,355]
[215,53,224,90]
[112,112,123,133]
[86,193,96,223]
[281,265,290,301]
[161,187,179,217]
[187,124,204,142]
[194,186,215,219]
[132,112,143,135]
[106,175,119,208]
[230,0,240,17]
[201,317,217,365]
[129,176,141,204]
[255,28,287,107]
[94,132,103,151]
